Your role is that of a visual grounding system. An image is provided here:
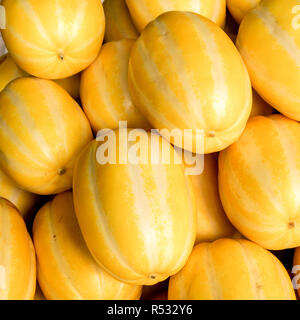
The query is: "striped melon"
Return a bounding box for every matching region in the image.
[184,153,236,244]
[0,198,36,300]
[236,0,300,121]
[81,39,149,132]
[227,0,261,23]
[128,11,252,154]
[33,192,142,300]
[219,115,300,250]
[1,0,105,79]
[103,0,138,42]
[250,90,273,117]
[0,77,93,195]
[168,238,296,300]
[55,74,81,101]
[0,54,25,92]
[125,0,226,31]
[0,168,39,220]
[73,129,196,285]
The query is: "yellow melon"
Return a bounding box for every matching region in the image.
[125,0,226,31]
[169,238,296,300]
[103,0,138,42]
[0,198,36,300]
[183,153,236,244]
[73,129,196,285]
[250,90,273,117]
[128,11,252,154]
[1,0,105,79]
[0,77,93,195]
[236,0,300,121]
[33,192,142,300]
[55,74,81,100]
[227,0,261,23]
[81,39,149,132]
[219,115,300,250]
[0,54,26,92]
[0,168,39,220]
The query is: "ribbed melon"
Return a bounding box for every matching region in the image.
[33,191,142,300]
[184,153,236,244]
[55,74,81,100]
[126,0,226,31]
[236,0,300,121]
[128,11,252,154]
[169,238,296,300]
[0,198,36,300]
[0,77,93,195]
[73,129,196,285]
[103,0,138,42]
[227,0,261,23]
[219,115,300,250]
[1,0,105,79]
[81,39,148,132]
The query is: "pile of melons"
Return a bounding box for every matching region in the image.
[0,0,299,300]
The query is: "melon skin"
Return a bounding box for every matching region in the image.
[128,11,252,154]
[227,0,262,24]
[73,129,197,286]
[103,0,138,42]
[219,115,300,250]
[236,0,300,121]
[182,152,236,244]
[0,198,36,300]
[1,0,105,79]
[125,0,226,32]
[53,74,81,100]
[80,39,149,133]
[168,238,296,300]
[0,54,26,92]
[0,77,93,195]
[33,191,142,300]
